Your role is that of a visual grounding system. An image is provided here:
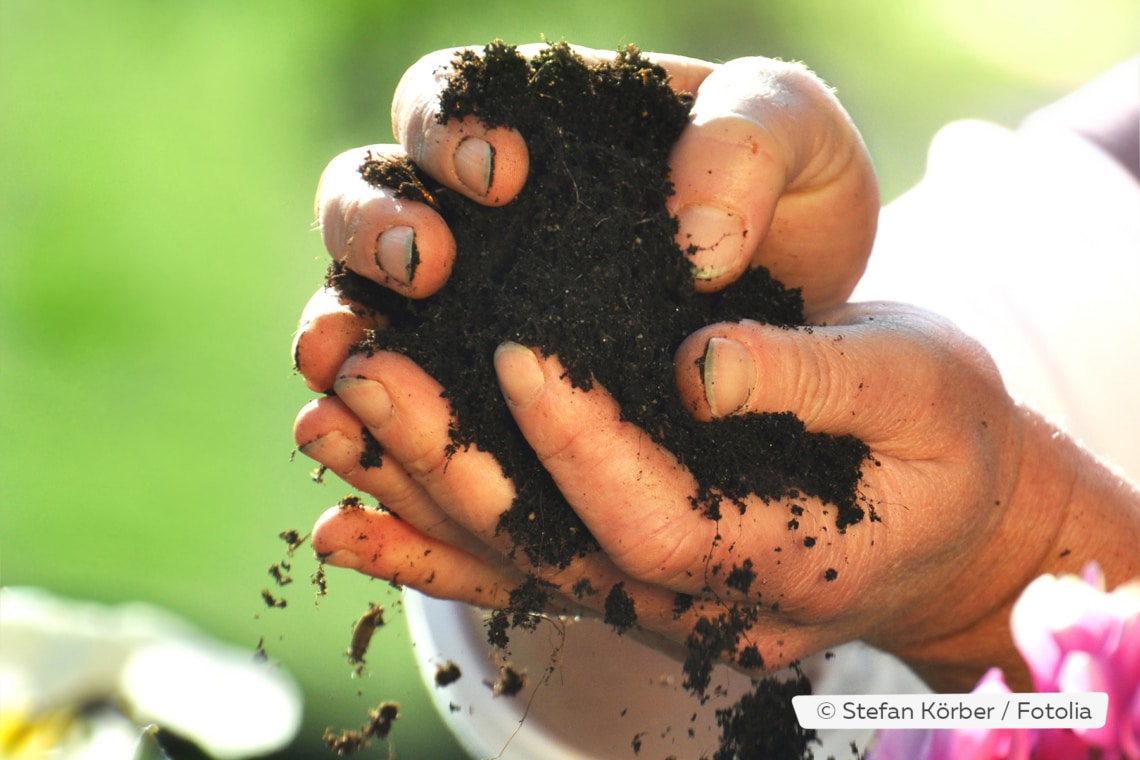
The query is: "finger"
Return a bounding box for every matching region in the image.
[639,51,717,95]
[316,145,456,297]
[388,43,710,207]
[332,351,518,545]
[309,502,731,667]
[491,342,823,601]
[312,503,525,609]
[327,349,761,621]
[494,339,891,625]
[310,372,837,673]
[293,396,488,555]
[292,287,382,393]
[674,304,993,450]
[492,341,729,590]
[392,49,528,206]
[666,57,878,309]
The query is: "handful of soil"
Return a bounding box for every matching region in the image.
[330,41,869,570]
[323,40,873,760]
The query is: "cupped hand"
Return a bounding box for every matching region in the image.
[312,43,877,310]
[297,298,1080,693]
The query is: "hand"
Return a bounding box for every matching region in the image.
[297,45,1026,689]
[298,292,1140,693]
[292,43,940,683]
[308,43,877,307]
[296,39,879,438]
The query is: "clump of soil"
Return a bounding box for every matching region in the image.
[434,661,463,687]
[345,602,386,675]
[488,663,527,698]
[713,669,817,760]
[603,582,637,634]
[330,41,869,572]
[329,40,872,760]
[323,701,400,756]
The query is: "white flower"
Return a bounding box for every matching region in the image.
[0,587,302,759]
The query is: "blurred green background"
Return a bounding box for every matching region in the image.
[1,0,1135,757]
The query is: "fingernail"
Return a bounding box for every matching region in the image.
[298,430,358,471]
[675,204,746,281]
[493,342,544,409]
[454,137,493,197]
[320,549,363,571]
[703,337,754,417]
[300,430,348,460]
[375,226,416,285]
[333,376,394,429]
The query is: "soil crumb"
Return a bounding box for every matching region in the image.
[323,701,400,756]
[260,589,287,609]
[603,582,637,634]
[434,661,463,687]
[346,602,385,674]
[488,663,527,698]
[279,529,307,556]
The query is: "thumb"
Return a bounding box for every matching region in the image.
[667,57,878,309]
[391,48,529,206]
[674,304,981,445]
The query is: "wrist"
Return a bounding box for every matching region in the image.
[1036,416,1140,588]
[892,405,1140,692]
[887,406,1079,691]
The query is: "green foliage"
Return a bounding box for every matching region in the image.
[1,0,1134,757]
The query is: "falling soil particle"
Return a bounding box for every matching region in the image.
[260,589,287,609]
[323,701,400,756]
[323,728,368,756]
[603,581,637,634]
[682,605,761,701]
[279,529,307,556]
[311,564,328,597]
[345,602,385,673]
[365,702,400,740]
[712,669,818,760]
[488,663,527,698]
[434,661,463,687]
[485,573,556,648]
[269,562,293,586]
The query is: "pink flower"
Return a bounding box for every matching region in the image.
[866,668,1035,760]
[1011,563,1140,757]
[867,564,1140,760]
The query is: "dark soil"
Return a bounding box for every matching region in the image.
[712,669,817,760]
[330,41,869,571]
[434,661,463,687]
[323,701,400,756]
[328,40,872,760]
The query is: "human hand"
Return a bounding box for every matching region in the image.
[308,43,877,307]
[296,42,877,394]
[299,294,1134,694]
[297,44,967,689]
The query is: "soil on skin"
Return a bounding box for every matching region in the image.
[329,41,871,759]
